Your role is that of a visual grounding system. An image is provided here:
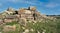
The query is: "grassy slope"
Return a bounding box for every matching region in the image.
[0,19,60,33]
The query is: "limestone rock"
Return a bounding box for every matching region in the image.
[0,19,4,25]
[3,25,16,32]
[19,18,27,26]
[0,6,56,24]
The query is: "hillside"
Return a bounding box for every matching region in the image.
[0,6,59,33]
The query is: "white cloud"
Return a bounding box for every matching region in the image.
[45,2,59,8]
[10,0,41,5]
[46,4,58,7]
[22,1,37,5]
[0,0,39,5]
[3,0,37,5]
[7,0,20,3]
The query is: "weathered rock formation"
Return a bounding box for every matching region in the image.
[0,6,56,25]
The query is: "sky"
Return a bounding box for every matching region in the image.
[0,0,60,15]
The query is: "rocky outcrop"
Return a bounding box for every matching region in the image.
[0,6,56,25]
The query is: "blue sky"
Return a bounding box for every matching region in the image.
[0,0,60,15]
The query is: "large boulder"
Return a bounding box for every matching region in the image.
[3,25,16,32]
[0,19,4,25]
[19,18,27,26]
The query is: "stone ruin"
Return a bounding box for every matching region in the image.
[0,7,56,32]
[0,6,56,25]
